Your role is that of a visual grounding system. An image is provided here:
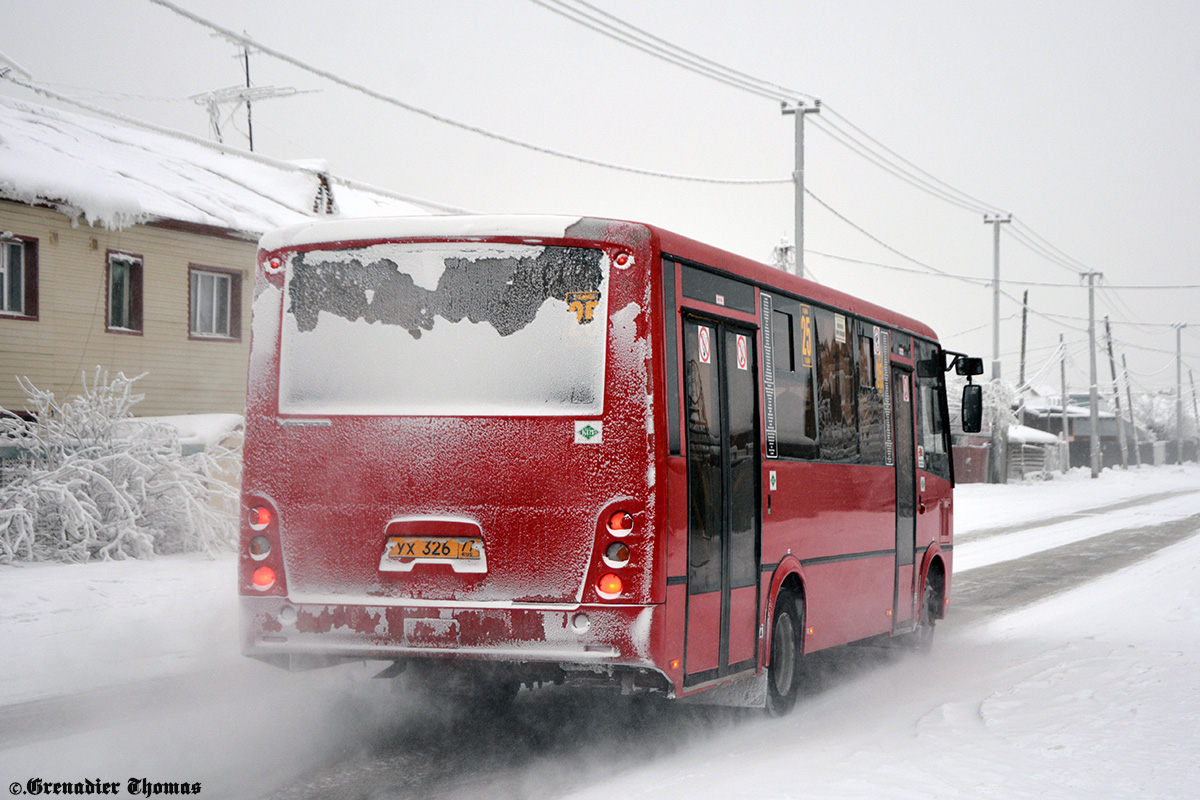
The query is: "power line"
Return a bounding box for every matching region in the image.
[525,2,1128,288]
[529,0,811,103]
[147,0,790,186]
[804,189,962,281]
[527,0,1013,223]
[814,104,1003,216]
[807,117,997,215]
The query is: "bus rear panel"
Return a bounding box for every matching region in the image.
[240,216,672,693]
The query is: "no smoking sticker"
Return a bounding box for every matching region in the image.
[736,334,748,370]
[698,327,711,365]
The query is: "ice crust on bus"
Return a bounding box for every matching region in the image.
[276,243,610,417]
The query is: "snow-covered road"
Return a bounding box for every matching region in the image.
[1,465,1198,799]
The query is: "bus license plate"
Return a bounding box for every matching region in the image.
[379,535,487,573]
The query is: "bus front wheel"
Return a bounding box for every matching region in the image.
[766,589,803,716]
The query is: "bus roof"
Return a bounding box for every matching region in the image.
[258,214,939,343]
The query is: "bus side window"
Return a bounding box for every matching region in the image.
[814,308,858,463]
[772,302,817,459]
[857,322,888,466]
[915,339,952,480]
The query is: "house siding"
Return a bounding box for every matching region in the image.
[0,201,258,417]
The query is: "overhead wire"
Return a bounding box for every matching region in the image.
[146,0,791,186]
[529,0,812,103]
[807,119,997,215]
[812,104,1003,216]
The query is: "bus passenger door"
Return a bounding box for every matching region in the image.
[892,366,917,631]
[682,319,760,685]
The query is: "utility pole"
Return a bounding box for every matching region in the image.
[984,214,1013,380]
[1083,271,1102,478]
[1191,369,1199,462]
[781,101,821,279]
[1019,290,1029,387]
[243,45,254,152]
[1017,289,1029,426]
[1176,323,1187,464]
[1123,353,1141,467]
[1104,317,1128,468]
[1060,333,1070,473]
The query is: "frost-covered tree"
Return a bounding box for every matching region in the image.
[0,369,239,563]
[1133,391,1197,442]
[947,374,1018,435]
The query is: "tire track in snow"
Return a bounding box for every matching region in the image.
[951,512,1200,625]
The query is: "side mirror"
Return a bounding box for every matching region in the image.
[962,384,983,433]
[955,357,985,377]
[916,358,940,379]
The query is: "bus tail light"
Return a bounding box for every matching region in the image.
[589,503,645,602]
[596,573,623,598]
[252,566,276,591]
[249,505,272,530]
[607,511,634,535]
[242,495,285,595]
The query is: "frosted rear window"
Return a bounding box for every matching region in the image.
[278,242,609,416]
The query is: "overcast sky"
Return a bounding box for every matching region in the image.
[4,0,1199,396]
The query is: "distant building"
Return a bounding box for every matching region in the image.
[0,94,450,417]
[1019,387,1159,468]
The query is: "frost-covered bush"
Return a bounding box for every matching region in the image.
[0,369,240,564]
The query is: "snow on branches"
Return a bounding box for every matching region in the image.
[0,369,240,563]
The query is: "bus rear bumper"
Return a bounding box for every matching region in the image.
[240,595,659,670]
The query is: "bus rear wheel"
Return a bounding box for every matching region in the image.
[766,589,803,717]
[903,573,942,651]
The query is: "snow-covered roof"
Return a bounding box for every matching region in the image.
[1007,424,1061,445]
[0,93,444,236]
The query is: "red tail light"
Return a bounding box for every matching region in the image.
[249,505,273,530]
[597,573,623,597]
[252,566,276,590]
[607,511,634,535]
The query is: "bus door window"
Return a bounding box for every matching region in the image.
[892,365,917,630]
[683,318,760,682]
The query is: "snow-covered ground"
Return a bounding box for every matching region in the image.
[1,465,1198,798]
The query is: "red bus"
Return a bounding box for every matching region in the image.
[240,215,982,714]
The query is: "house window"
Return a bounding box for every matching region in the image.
[106,251,143,334]
[0,235,38,319]
[189,266,241,340]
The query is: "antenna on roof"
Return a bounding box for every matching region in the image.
[190,44,313,151]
